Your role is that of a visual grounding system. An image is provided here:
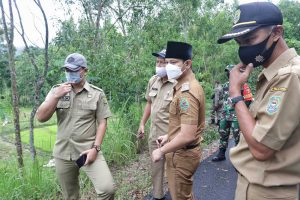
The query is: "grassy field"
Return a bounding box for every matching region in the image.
[20,125,57,152]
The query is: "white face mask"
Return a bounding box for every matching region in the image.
[166,63,182,80]
[156,67,167,77]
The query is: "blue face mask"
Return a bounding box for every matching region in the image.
[65,71,81,83]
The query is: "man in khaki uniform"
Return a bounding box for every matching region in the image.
[152,41,205,200]
[36,53,115,200]
[137,49,175,200]
[218,2,300,200]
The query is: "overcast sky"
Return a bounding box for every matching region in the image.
[2,0,281,48]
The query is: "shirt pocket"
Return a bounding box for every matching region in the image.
[56,100,70,119]
[163,90,173,111]
[149,90,158,103]
[79,103,97,118]
[57,100,70,109]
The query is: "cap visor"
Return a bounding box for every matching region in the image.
[152,52,165,58]
[217,25,261,44]
[63,63,81,71]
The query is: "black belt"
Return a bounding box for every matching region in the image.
[184,143,199,150]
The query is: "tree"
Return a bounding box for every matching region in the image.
[0,0,23,168]
[13,0,50,160]
[0,29,10,94]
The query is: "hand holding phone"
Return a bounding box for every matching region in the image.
[76,154,87,168]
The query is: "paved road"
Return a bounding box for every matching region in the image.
[193,139,237,200]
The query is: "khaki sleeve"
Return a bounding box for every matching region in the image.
[145,80,151,102]
[252,73,300,150]
[178,92,200,125]
[96,91,112,121]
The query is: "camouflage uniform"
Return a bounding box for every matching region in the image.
[212,65,253,162]
[210,83,222,125]
[218,82,240,149]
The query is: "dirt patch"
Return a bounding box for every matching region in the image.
[0,138,16,160]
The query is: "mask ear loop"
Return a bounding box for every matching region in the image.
[182,60,192,74]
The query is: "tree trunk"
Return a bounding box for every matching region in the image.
[0,0,23,168]
[13,0,50,160]
[93,0,105,48]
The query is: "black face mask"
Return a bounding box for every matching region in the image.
[238,33,278,68]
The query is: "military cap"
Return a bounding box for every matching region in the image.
[152,48,166,58]
[218,2,283,44]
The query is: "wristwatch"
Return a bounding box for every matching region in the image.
[228,96,244,107]
[92,145,101,153]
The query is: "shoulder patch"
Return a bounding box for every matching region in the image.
[90,84,103,92]
[181,82,190,92]
[266,96,281,115]
[179,97,189,111]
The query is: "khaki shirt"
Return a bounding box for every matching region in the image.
[230,48,300,186]
[145,75,176,140]
[48,81,111,160]
[168,72,205,146]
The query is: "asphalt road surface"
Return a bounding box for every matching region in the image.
[193,139,237,200]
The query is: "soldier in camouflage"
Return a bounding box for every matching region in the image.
[210,81,222,125]
[212,64,253,162]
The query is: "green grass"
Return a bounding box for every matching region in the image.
[20,125,57,152]
[0,155,60,200]
[0,150,98,200]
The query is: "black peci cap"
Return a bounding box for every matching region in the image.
[165,41,192,61]
[217,2,283,44]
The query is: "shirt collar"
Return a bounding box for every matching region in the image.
[83,81,91,92]
[158,77,177,84]
[259,48,298,81]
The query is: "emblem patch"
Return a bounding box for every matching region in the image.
[266,96,281,115]
[179,98,189,111]
[255,55,265,63]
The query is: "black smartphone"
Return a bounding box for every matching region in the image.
[76,154,87,168]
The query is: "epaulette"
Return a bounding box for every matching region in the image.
[181,82,190,92]
[90,84,103,92]
[278,65,292,76]
[278,57,300,76]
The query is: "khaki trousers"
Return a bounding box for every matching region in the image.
[149,139,165,199]
[55,152,115,200]
[235,173,299,200]
[165,148,201,200]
